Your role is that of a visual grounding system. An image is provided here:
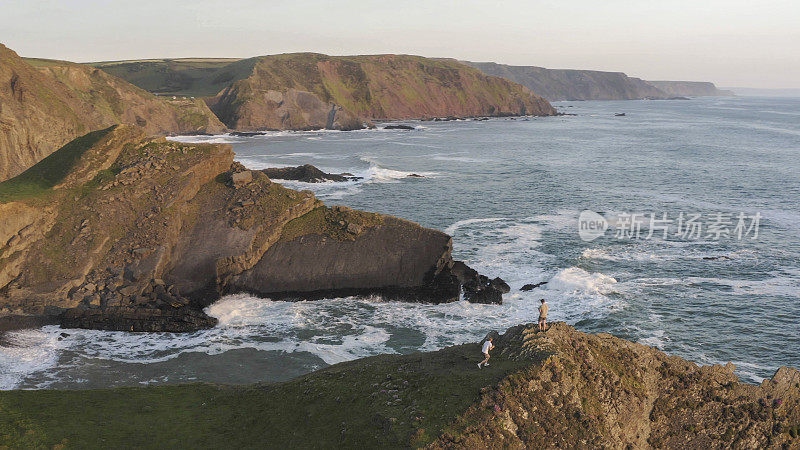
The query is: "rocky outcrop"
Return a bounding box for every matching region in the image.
[451,261,509,304]
[432,323,799,449]
[206,53,556,131]
[0,126,500,332]
[647,80,734,97]
[0,44,225,181]
[261,164,361,182]
[465,60,733,101]
[229,208,460,302]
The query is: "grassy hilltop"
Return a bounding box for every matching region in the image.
[87,58,256,97]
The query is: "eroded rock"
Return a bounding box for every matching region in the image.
[262,164,362,183]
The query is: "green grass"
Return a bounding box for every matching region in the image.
[0,342,539,449]
[0,127,115,203]
[87,58,258,97]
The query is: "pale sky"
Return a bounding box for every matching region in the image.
[2,0,799,88]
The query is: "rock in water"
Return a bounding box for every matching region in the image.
[383,124,415,130]
[520,281,548,291]
[262,164,362,183]
[449,261,508,304]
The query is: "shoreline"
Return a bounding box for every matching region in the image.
[0,311,785,391]
[1,322,797,448]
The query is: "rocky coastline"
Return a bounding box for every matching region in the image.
[1,322,797,448]
[0,126,508,333]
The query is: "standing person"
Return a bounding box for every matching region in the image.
[477,337,494,368]
[538,298,549,331]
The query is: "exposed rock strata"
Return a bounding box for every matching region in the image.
[207,53,556,131]
[0,126,500,332]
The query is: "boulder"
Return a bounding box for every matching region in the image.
[231,170,253,187]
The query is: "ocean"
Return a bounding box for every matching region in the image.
[2,96,798,389]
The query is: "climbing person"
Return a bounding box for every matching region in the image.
[538,298,549,331]
[478,337,494,368]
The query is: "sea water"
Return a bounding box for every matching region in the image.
[2,96,798,389]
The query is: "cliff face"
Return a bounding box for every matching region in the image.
[0,126,461,331]
[84,54,557,131]
[466,61,734,101]
[1,322,796,448]
[465,61,669,101]
[206,53,557,130]
[647,80,734,97]
[0,44,225,181]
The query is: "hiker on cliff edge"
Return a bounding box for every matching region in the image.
[538,298,549,331]
[477,337,494,368]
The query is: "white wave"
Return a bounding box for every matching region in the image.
[2,257,627,389]
[0,329,62,390]
[167,134,244,144]
[232,154,438,200]
[547,267,618,295]
[445,215,624,324]
[620,272,800,297]
[444,217,505,235]
[169,125,431,146]
[534,209,581,231]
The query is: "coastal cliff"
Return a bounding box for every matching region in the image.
[1,322,796,448]
[207,53,557,131]
[0,44,225,182]
[465,61,668,101]
[647,80,734,97]
[0,126,477,332]
[465,61,733,101]
[86,54,558,130]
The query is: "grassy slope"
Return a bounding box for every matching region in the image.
[0,342,542,449]
[0,127,115,203]
[85,58,257,97]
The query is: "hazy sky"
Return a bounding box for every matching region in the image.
[3,0,799,88]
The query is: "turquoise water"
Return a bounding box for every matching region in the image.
[2,96,798,389]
